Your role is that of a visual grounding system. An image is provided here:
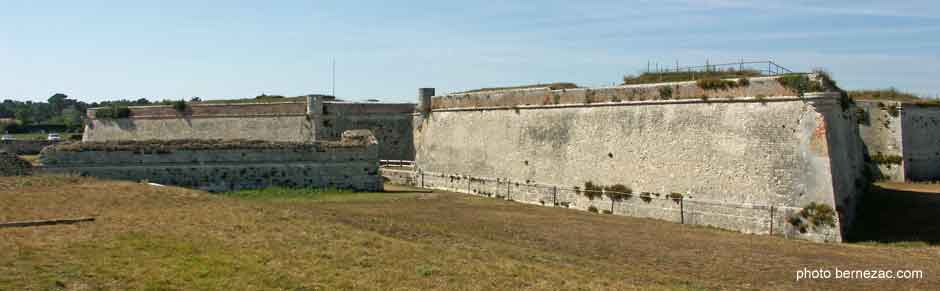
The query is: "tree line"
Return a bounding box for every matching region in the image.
[0,94,202,133]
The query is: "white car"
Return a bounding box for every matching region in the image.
[1,134,14,141]
[47,133,61,141]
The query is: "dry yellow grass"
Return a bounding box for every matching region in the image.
[1,175,939,290]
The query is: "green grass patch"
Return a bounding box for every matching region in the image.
[850,88,923,102]
[623,69,761,85]
[856,241,932,248]
[457,82,579,94]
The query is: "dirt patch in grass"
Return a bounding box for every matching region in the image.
[1,176,938,290]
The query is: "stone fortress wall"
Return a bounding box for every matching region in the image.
[82,97,417,160]
[900,104,940,181]
[410,76,868,242]
[41,130,383,192]
[854,101,940,182]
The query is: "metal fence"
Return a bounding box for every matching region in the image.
[391,167,817,238]
[642,60,796,77]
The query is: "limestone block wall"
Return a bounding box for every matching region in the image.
[314,101,416,160]
[855,101,905,181]
[83,102,311,142]
[83,98,417,161]
[40,131,382,192]
[414,93,865,242]
[902,104,940,181]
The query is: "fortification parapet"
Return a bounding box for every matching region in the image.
[41,130,382,192]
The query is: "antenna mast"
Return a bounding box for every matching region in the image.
[331,58,336,97]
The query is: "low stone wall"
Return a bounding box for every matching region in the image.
[0,140,56,155]
[40,130,382,192]
[380,168,417,185]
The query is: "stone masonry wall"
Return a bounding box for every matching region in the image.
[855,101,905,181]
[313,100,416,160]
[414,93,865,242]
[40,131,382,192]
[902,104,940,181]
[82,98,418,160]
[83,102,311,142]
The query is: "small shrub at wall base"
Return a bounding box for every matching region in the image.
[789,202,837,233]
[587,206,599,213]
[601,210,613,215]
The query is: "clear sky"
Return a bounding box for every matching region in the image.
[1,0,938,103]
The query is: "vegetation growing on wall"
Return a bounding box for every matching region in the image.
[788,202,837,233]
[696,78,741,91]
[457,82,579,94]
[776,74,822,97]
[93,105,131,119]
[582,181,603,200]
[870,153,903,165]
[172,100,188,113]
[658,86,673,99]
[622,69,761,85]
[850,88,922,102]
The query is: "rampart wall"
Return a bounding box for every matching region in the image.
[855,101,904,181]
[414,83,866,242]
[83,102,311,142]
[82,98,418,160]
[41,130,382,192]
[313,100,415,160]
[902,104,940,181]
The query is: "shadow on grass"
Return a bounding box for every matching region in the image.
[847,184,940,245]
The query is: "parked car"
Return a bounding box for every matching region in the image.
[1,134,14,141]
[47,133,61,141]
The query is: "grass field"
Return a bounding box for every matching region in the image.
[2,176,938,290]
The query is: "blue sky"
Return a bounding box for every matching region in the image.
[1,0,938,103]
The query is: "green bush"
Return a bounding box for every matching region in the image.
[582,181,603,200]
[776,74,824,97]
[587,206,599,213]
[601,209,613,215]
[93,105,131,119]
[870,153,902,165]
[658,86,673,99]
[667,192,684,201]
[696,78,739,91]
[604,184,632,201]
[789,202,837,233]
[172,100,188,113]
